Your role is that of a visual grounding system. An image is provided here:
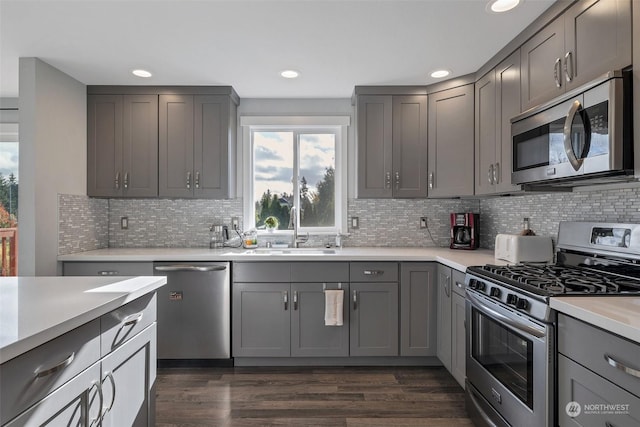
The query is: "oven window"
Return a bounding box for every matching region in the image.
[472,307,534,409]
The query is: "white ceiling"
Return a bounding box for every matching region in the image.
[0,0,555,99]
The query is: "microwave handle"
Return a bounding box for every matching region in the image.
[563,100,591,172]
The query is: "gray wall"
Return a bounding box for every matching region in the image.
[19,58,86,275]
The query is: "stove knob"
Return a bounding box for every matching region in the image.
[490,287,501,298]
[476,281,486,291]
[516,299,529,310]
[468,279,477,289]
[506,294,518,305]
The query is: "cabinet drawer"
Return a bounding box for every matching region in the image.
[558,354,640,426]
[233,262,291,282]
[451,269,466,297]
[350,262,398,282]
[63,262,154,276]
[558,314,640,397]
[291,262,349,283]
[0,319,101,425]
[100,292,157,356]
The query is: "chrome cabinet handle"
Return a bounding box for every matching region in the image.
[98,270,119,276]
[428,172,434,189]
[493,162,499,184]
[353,290,357,310]
[123,172,129,189]
[563,100,591,172]
[186,171,191,189]
[604,354,640,379]
[154,265,227,272]
[455,281,464,290]
[363,270,384,276]
[564,51,573,82]
[283,291,289,310]
[394,172,400,189]
[115,172,120,190]
[385,172,391,189]
[101,371,116,418]
[487,164,494,184]
[293,291,298,310]
[444,278,450,297]
[34,352,75,378]
[122,312,143,327]
[554,58,562,88]
[88,380,104,427]
[195,171,200,189]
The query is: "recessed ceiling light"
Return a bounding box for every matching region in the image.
[488,0,521,13]
[132,69,152,78]
[430,70,450,79]
[280,70,300,79]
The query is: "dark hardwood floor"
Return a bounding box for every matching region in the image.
[155,366,473,427]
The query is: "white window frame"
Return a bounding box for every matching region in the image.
[240,116,350,235]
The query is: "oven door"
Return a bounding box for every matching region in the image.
[465,290,554,427]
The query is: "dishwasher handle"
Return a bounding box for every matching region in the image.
[154,265,227,272]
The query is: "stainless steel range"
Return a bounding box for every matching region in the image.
[464,221,640,427]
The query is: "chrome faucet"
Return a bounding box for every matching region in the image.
[288,206,309,248]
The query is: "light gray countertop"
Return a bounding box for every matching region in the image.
[0,276,166,364]
[58,246,504,272]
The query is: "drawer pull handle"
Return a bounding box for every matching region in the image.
[98,270,119,276]
[363,270,384,276]
[88,380,104,427]
[455,281,464,289]
[123,312,143,327]
[154,265,227,272]
[604,354,640,379]
[101,371,117,418]
[34,352,75,378]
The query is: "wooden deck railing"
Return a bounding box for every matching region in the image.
[0,227,17,276]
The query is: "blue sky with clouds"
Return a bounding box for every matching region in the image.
[0,143,18,180]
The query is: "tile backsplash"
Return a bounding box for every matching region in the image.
[58,185,640,253]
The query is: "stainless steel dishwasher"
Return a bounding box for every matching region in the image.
[153,262,231,365]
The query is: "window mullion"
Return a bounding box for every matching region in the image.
[293,131,300,228]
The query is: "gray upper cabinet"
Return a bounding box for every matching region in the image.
[475,50,522,195]
[521,0,631,111]
[355,93,427,198]
[400,263,437,357]
[427,84,474,198]
[87,94,158,197]
[159,94,236,199]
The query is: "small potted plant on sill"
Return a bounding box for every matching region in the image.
[264,216,279,232]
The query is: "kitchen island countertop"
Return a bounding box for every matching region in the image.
[550,296,640,344]
[0,275,166,364]
[57,246,506,272]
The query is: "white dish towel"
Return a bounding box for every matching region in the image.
[324,289,344,326]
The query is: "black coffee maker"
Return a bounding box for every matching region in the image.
[450,213,479,250]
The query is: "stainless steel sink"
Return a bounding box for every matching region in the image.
[241,248,337,255]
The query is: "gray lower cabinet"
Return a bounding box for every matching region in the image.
[355,92,428,198]
[400,262,437,357]
[436,265,466,388]
[558,313,640,426]
[436,264,452,371]
[427,84,474,198]
[349,282,399,356]
[87,94,158,197]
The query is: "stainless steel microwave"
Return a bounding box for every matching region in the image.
[511,70,633,186]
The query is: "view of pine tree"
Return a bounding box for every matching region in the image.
[313,167,335,226]
[0,173,18,225]
[255,190,291,230]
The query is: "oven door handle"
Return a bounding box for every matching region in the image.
[466,291,546,339]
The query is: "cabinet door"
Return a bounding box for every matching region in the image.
[232,283,291,357]
[564,0,632,91]
[520,17,565,111]
[356,95,393,198]
[428,84,474,198]
[436,264,452,371]
[400,263,437,356]
[87,94,123,197]
[495,50,523,194]
[451,292,466,388]
[291,282,349,357]
[349,282,398,356]
[5,363,101,427]
[122,95,158,197]
[159,94,194,198]
[474,70,497,196]
[392,95,428,198]
[100,324,155,427]
[194,95,230,199]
